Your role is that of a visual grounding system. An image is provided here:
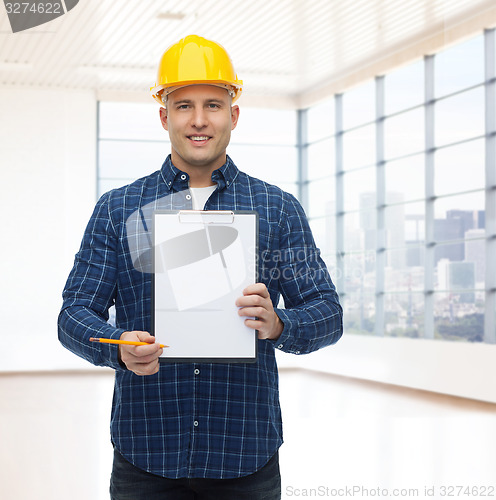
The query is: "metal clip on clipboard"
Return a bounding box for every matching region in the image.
[178,210,235,224]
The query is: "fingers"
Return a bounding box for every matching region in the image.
[126,347,163,364]
[241,283,270,298]
[119,330,162,376]
[135,331,156,343]
[235,284,272,319]
[129,356,161,376]
[121,347,162,376]
[235,284,270,309]
[243,317,265,331]
[238,305,266,316]
[235,283,284,341]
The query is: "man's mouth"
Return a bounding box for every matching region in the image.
[189,135,210,142]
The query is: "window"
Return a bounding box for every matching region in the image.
[385,155,424,202]
[305,31,495,342]
[435,87,485,147]
[384,59,424,115]
[98,30,496,344]
[384,107,424,160]
[98,106,298,198]
[98,102,169,197]
[342,124,375,170]
[435,35,484,97]
[307,138,335,179]
[228,107,298,195]
[342,79,375,129]
[307,99,335,142]
[434,140,485,196]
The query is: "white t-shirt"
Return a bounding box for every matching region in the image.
[190,185,217,210]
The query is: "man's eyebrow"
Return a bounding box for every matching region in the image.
[170,98,227,105]
[170,98,193,105]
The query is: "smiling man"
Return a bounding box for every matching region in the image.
[58,35,343,500]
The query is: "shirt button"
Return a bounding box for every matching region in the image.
[295,350,300,355]
[194,369,200,375]
[277,344,284,349]
[193,420,199,427]
[186,194,192,200]
[180,174,187,180]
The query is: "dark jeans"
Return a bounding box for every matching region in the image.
[110,448,281,500]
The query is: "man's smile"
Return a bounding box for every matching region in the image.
[189,135,211,142]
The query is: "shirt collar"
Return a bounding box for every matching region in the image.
[160,155,239,192]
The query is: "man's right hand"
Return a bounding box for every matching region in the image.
[118,331,163,376]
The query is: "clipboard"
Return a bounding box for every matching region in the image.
[152,210,259,363]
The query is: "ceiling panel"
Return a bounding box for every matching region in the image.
[0,0,495,106]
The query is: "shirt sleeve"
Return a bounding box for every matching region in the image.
[57,192,127,371]
[270,193,343,355]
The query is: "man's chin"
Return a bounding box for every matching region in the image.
[187,155,226,169]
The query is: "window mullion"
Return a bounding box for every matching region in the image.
[424,54,435,340]
[297,109,308,211]
[335,94,345,297]
[375,76,385,336]
[484,28,496,343]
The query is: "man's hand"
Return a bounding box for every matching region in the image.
[236,283,283,341]
[118,331,163,376]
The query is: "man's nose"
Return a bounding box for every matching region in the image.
[191,108,208,128]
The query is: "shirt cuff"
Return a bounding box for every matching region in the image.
[270,308,302,355]
[91,326,129,371]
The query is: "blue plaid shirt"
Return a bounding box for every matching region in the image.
[58,155,342,479]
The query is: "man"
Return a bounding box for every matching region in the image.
[58,35,342,499]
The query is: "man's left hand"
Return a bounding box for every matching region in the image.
[236,283,283,341]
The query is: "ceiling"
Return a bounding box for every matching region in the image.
[1,0,496,107]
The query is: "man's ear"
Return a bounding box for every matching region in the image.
[159,107,168,131]
[231,105,240,131]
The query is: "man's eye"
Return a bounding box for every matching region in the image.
[208,103,220,109]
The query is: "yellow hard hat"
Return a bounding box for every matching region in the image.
[151,34,243,106]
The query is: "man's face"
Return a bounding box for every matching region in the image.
[159,85,239,174]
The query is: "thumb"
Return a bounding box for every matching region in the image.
[136,331,154,343]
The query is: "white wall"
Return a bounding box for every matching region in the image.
[0,87,98,370]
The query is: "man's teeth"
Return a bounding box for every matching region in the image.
[191,136,209,141]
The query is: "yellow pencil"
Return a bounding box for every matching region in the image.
[89,337,168,348]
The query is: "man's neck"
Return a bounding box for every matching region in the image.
[187,171,217,188]
[171,154,226,188]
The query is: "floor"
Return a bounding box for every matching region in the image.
[1,369,496,500]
